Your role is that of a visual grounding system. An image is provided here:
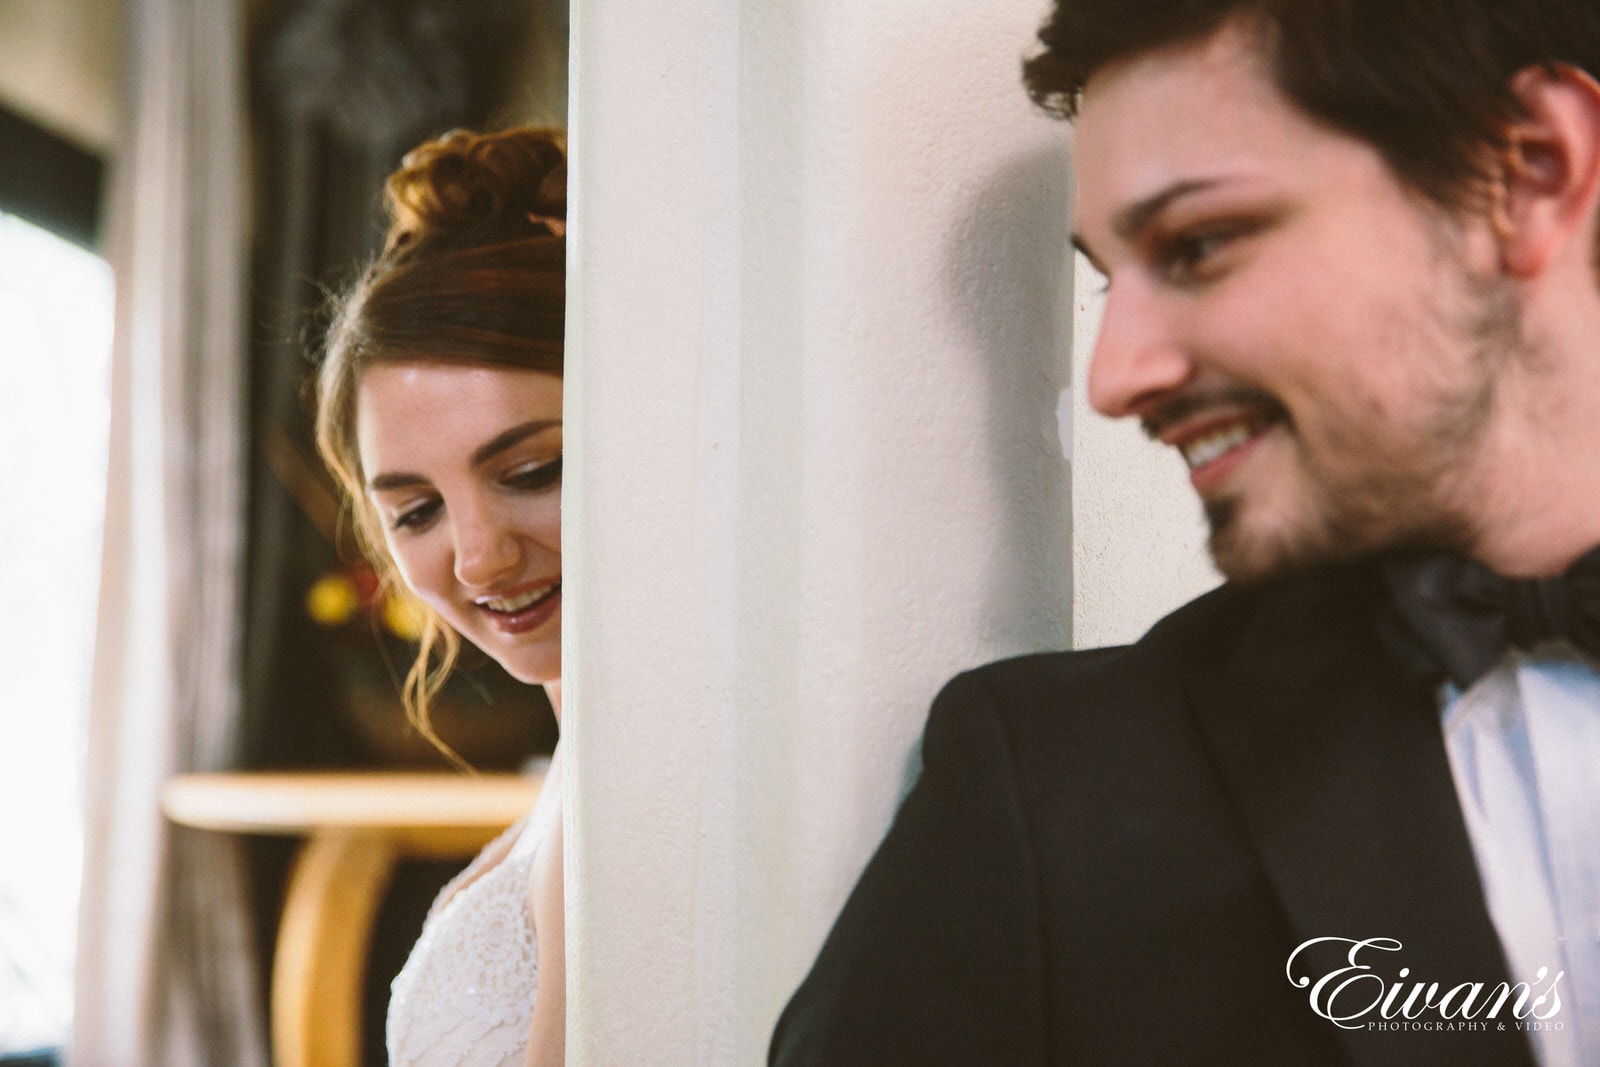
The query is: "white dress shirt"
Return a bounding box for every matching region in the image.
[1441,647,1600,1067]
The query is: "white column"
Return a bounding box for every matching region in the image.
[565,1,1080,1060]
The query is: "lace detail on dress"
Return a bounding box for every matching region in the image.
[387,814,542,1066]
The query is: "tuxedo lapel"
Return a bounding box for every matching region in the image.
[1184,568,1535,1067]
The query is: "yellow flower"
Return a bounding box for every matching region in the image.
[382,589,429,642]
[306,573,360,627]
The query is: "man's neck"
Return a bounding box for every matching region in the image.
[1465,307,1600,576]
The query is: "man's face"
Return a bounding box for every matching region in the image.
[1073,23,1522,582]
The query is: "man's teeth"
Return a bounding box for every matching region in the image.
[482,583,557,613]
[1181,424,1255,469]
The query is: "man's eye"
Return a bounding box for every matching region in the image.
[507,454,562,493]
[1159,232,1230,283]
[392,498,442,532]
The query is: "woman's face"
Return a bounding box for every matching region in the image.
[356,362,563,685]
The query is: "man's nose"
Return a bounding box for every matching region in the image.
[1085,281,1195,420]
[453,504,522,588]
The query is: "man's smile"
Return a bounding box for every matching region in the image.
[1143,390,1290,490]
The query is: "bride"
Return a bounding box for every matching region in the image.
[315,125,568,1066]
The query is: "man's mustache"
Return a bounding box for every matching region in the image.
[1140,386,1289,441]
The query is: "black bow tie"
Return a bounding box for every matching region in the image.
[1380,546,1600,690]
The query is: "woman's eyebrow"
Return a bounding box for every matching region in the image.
[368,470,424,492]
[470,419,561,468]
[367,420,562,492]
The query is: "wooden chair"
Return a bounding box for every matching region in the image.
[162,771,542,1067]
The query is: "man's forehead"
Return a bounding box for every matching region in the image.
[1072,24,1312,241]
[1078,15,1280,121]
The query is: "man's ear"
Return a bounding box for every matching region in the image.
[1493,64,1600,278]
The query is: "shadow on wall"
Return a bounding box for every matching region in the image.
[942,141,1076,655]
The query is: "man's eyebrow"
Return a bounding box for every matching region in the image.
[1071,178,1225,276]
[1111,178,1224,242]
[366,419,561,493]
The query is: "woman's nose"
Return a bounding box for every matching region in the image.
[1085,281,1196,420]
[452,504,523,589]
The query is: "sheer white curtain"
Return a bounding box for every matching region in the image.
[71,2,266,1064]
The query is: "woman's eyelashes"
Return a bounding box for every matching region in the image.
[391,495,443,533]
[381,453,561,533]
[505,453,562,493]
[395,499,448,534]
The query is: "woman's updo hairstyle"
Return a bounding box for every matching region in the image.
[316,126,566,759]
[383,125,567,256]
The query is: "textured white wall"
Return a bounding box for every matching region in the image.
[565,0,1079,1060]
[1069,253,1219,649]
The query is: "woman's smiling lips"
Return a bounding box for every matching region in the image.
[474,577,562,635]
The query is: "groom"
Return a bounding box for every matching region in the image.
[772,1,1600,1063]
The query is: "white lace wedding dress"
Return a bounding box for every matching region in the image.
[386,769,554,1066]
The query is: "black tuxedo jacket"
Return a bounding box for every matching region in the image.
[770,564,1537,1065]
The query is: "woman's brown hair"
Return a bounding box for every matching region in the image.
[316,126,566,764]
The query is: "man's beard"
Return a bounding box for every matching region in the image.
[1202,257,1526,584]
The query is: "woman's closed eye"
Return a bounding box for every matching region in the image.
[391,496,443,532]
[506,453,562,493]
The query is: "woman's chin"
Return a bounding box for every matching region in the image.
[459,622,560,686]
[497,648,561,687]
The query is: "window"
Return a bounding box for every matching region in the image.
[0,209,113,1055]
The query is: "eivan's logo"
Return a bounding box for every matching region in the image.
[1287,937,1564,1031]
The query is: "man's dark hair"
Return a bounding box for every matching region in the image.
[1024,0,1600,213]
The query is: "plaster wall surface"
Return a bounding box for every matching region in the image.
[1069,255,1219,649]
[565,0,1083,1060]
[566,1,1225,1060]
